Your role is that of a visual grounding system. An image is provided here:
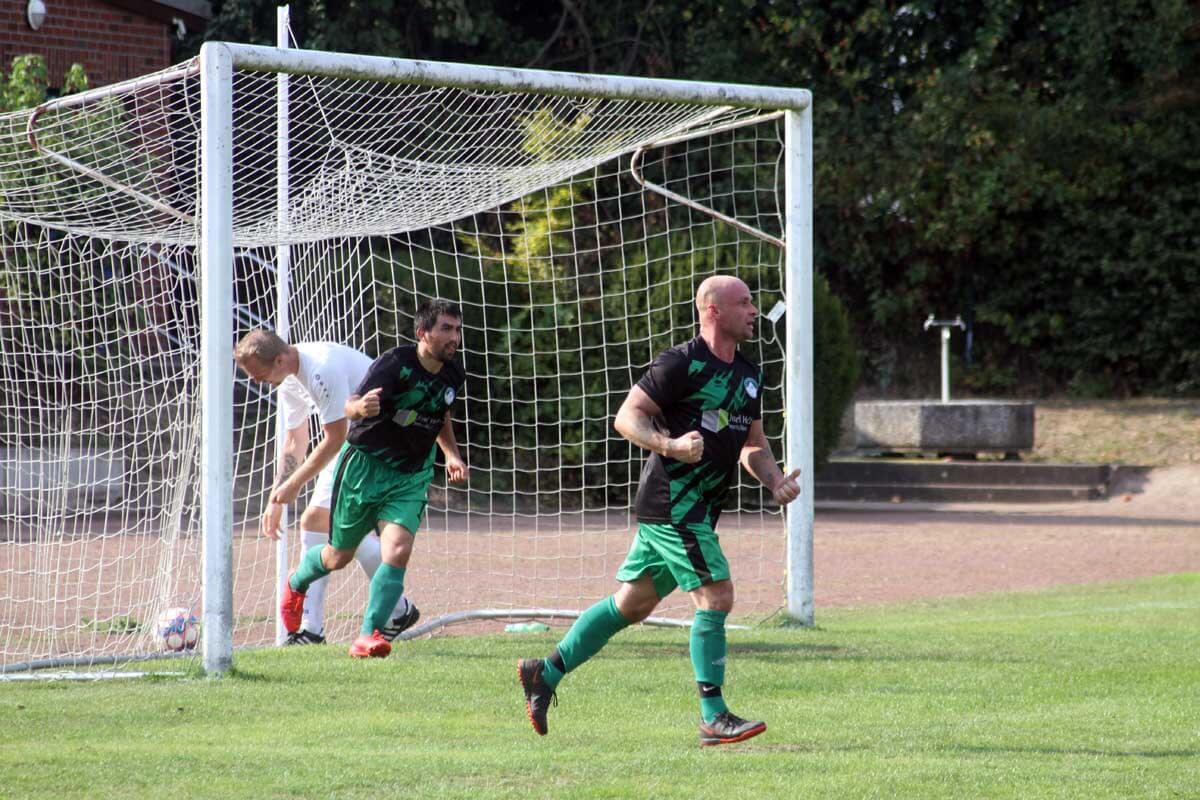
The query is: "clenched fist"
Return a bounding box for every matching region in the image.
[666,430,704,463]
[354,387,383,419]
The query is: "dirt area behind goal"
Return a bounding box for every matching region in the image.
[811,466,1200,609]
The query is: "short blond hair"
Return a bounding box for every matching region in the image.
[234,329,288,364]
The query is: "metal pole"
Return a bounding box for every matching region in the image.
[199,41,235,676]
[273,4,293,647]
[784,106,814,625]
[925,315,965,404]
[941,328,951,403]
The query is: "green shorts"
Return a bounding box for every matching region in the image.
[615,522,731,598]
[328,445,432,551]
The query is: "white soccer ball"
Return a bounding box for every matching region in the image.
[157,607,200,652]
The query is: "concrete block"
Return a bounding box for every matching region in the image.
[0,447,125,515]
[854,400,1035,453]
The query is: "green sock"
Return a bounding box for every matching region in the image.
[290,545,330,593]
[362,563,406,635]
[542,595,630,690]
[691,609,729,722]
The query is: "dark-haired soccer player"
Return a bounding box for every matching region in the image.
[519,274,801,745]
[234,330,420,645]
[279,299,468,658]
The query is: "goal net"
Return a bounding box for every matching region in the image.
[0,44,809,673]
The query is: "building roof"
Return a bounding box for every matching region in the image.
[103,0,212,31]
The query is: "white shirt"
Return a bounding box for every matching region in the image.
[277,342,374,431]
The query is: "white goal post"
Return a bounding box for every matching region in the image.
[198,42,814,676]
[0,41,812,676]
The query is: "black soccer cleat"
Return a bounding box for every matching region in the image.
[283,629,326,646]
[381,600,421,642]
[698,711,766,746]
[517,658,557,736]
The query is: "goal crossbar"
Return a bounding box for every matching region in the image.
[222,43,812,111]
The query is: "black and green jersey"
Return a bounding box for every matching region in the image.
[633,336,763,526]
[346,344,465,473]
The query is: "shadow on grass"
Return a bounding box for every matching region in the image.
[603,639,1023,666]
[223,668,281,682]
[943,744,1199,759]
[586,638,839,660]
[413,637,848,663]
[749,742,872,754]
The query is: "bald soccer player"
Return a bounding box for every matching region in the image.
[518,274,801,746]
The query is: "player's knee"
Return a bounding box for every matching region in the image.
[380,541,412,567]
[379,527,414,566]
[628,601,657,623]
[299,505,330,531]
[321,546,356,571]
[616,597,655,623]
[614,583,659,622]
[715,582,735,613]
[695,580,734,614]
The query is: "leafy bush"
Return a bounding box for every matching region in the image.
[813,271,859,468]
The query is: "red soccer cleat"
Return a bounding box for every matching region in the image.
[348,630,392,659]
[279,576,306,634]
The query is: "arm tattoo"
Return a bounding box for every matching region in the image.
[624,413,666,456]
[746,449,775,483]
[743,446,780,488]
[275,453,299,490]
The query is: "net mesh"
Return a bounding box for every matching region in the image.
[0,56,790,670]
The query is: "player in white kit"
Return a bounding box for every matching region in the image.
[234,329,420,644]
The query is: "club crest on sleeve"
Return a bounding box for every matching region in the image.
[744,377,759,399]
[444,386,456,405]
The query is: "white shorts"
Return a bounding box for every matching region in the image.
[310,463,335,510]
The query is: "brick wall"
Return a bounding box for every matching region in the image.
[1,0,171,89]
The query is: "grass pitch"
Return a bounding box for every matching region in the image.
[2,574,1197,799]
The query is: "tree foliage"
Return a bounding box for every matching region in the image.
[1,55,87,113]
[789,0,1200,396]
[188,0,1199,396]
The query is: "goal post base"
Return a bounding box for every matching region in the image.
[397,609,750,640]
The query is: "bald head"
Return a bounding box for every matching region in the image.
[696,274,757,349]
[695,275,744,315]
